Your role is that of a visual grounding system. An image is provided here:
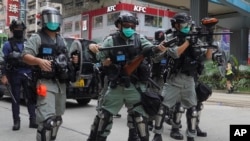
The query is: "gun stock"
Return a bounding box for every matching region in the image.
[123,55,144,76]
[123,37,177,76]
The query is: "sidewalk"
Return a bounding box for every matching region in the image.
[206,90,250,108]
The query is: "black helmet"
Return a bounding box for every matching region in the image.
[114,12,138,28]
[171,12,191,25]
[9,19,26,31]
[41,7,62,31]
[154,29,165,42]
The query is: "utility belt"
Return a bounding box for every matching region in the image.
[109,75,138,89]
[34,67,69,83]
[6,62,31,71]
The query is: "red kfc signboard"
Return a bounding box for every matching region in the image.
[6,0,20,26]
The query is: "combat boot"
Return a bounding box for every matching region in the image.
[196,126,207,137]
[96,136,107,141]
[128,128,140,141]
[152,133,162,141]
[170,128,183,140]
[187,137,194,141]
[12,120,20,131]
[29,118,38,128]
[87,130,97,141]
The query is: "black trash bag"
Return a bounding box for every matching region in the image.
[196,82,212,102]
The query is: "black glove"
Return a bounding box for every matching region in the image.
[186,35,198,45]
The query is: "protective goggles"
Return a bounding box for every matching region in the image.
[122,22,136,29]
[180,22,191,28]
[42,13,62,24]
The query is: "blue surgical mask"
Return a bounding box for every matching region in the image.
[46,22,60,31]
[180,26,190,34]
[122,27,135,38]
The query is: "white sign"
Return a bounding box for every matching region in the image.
[134,5,146,13]
[82,20,87,31]
[107,5,116,12]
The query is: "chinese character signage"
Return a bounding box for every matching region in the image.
[6,0,20,26]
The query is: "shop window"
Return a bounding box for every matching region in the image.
[64,22,73,32]
[145,15,162,28]
[75,21,80,31]
[107,12,120,26]
[93,15,103,28]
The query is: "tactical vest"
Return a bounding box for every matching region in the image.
[6,38,30,70]
[164,30,205,77]
[109,32,141,65]
[105,32,150,87]
[36,31,68,81]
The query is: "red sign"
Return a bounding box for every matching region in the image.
[6,0,20,26]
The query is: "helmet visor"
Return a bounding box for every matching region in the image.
[180,22,191,28]
[43,13,62,24]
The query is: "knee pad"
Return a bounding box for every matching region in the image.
[196,102,204,112]
[186,106,198,132]
[131,112,149,140]
[97,109,113,137]
[37,116,57,141]
[172,103,185,125]
[154,104,167,130]
[196,102,204,119]
[127,113,135,129]
[51,116,63,140]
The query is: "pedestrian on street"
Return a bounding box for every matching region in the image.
[225,61,234,93]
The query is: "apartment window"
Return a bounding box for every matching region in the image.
[64,22,73,32]
[75,21,80,31]
[107,12,120,26]
[145,15,162,28]
[65,2,73,10]
[93,15,103,28]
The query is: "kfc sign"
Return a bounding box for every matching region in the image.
[134,5,146,13]
[107,5,116,12]
[6,0,20,26]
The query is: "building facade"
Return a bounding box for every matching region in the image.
[0,0,61,37]
[62,0,175,42]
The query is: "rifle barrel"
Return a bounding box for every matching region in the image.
[188,32,232,36]
[99,44,134,51]
[6,84,17,104]
[148,78,161,90]
[163,37,178,47]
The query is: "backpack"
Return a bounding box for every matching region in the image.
[231,65,237,75]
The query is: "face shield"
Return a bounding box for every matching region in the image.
[42,13,62,31]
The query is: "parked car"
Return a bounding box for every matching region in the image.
[64,37,101,105]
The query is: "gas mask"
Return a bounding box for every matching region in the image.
[180,22,191,34]
[13,30,24,39]
[122,27,135,38]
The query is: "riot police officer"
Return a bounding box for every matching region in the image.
[1,19,37,130]
[147,29,167,131]
[151,12,212,141]
[87,12,166,141]
[21,7,72,141]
